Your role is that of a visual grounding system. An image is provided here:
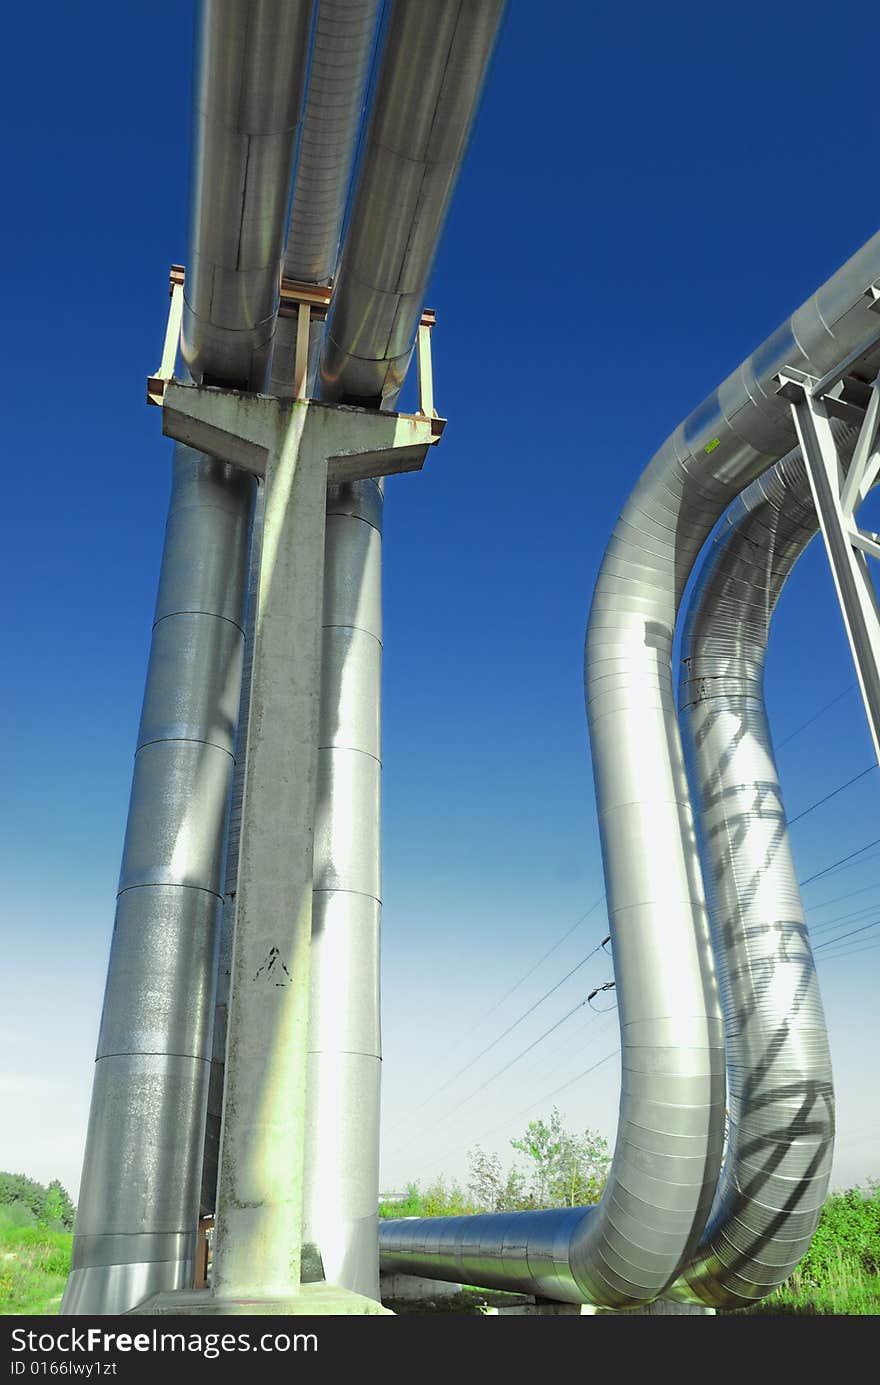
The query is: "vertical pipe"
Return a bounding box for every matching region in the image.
[303,477,383,1297]
[200,490,264,1216]
[202,0,382,1240]
[673,448,839,1307]
[62,447,253,1315]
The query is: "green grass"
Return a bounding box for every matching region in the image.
[0,1209,72,1316]
[722,1263,880,1316]
[0,1198,876,1317]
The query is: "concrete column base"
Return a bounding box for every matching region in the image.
[589,1300,715,1315]
[128,1285,394,1316]
[486,1296,714,1316]
[485,1301,587,1316]
[380,1274,462,1300]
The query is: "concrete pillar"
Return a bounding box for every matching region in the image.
[211,404,328,1297]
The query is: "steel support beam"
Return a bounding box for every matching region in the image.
[778,370,880,765]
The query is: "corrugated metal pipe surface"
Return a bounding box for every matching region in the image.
[381,232,880,1305]
[670,441,854,1307]
[182,0,312,388]
[202,0,381,1221]
[269,0,381,398]
[320,0,506,406]
[63,0,311,1315]
[201,2,388,1297]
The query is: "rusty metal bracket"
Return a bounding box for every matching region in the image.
[146,265,185,406]
[147,265,443,424]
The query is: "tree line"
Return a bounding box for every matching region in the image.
[0,1172,76,1230]
[380,1108,611,1218]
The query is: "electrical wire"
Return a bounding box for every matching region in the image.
[807,877,880,914]
[390,999,595,1156]
[817,940,880,961]
[384,933,610,1136]
[407,1037,620,1182]
[813,919,880,951]
[788,764,876,826]
[775,683,856,750]
[809,903,879,936]
[440,892,607,1057]
[588,980,616,1012]
[799,835,880,888]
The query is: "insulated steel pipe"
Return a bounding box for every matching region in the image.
[303,0,505,1297]
[381,233,880,1305]
[269,0,381,398]
[204,0,381,1203]
[282,0,504,1298]
[62,452,253,1315]
[182,0,312,389]
[200,3,386,1288]
[286,0,380,286]
[306,0,507,1290]
[304,478,384,1298]
[65,0,312,1314]
[672,444,849,1307]
[320,0,507,406]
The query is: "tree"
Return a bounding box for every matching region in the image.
[0,1172,47,1220]
[510,1108,610,1208]
[386,1112,612,1220]
[43,1180,76,1230]
[0,1173,76,1228]
[465,1110,610,1213]
[467,1148,531,1212]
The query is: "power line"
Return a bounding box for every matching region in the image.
[385,934,610,1137]
[811,908,876,938]
[407,1037,620,1181]
[799,835,880,888]
[588,980,617,1012]
[788,764,876,826]
[817,940,880,962]
[813,920,880,951]
[441,892,607,1057]
[775,684,856,750]
[391,998,598,1158]
[806,877,880,914]
[516,1006,605,1077]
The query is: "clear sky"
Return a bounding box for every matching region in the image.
[1,1,878,1209]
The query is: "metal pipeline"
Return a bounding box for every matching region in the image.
[202,0,381,1231]
[62,454,254,1315]
[380,234,880,1305]
[292,0,506,1297]
[305,476,385,1297]
[182,0,312,389]
[671,443,850,1307]
[305,0,506,1295]
[63,0,311,1315]
[269,0,381,398]
[199,6,508,1300]
[320,0,507,406]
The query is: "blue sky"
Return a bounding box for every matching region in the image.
[1,1,878,1205]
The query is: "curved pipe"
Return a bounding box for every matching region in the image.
[671,442,852,1307]
[320,0,507,406]
[380,233,880,1305]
